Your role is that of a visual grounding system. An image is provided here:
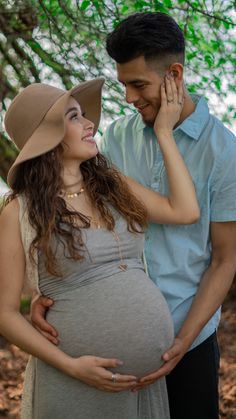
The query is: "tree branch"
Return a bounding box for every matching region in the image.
[11,39,41,82]
[185,0,236,26]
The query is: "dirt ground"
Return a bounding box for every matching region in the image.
[0,301,236,419]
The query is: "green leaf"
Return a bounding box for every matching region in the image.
[80,0,91,11]
[218,58,227,65]
[121,5,129,13]
[204,54,214,67]
[213,77,221,91]
[222,20,231,29]
[163,0,173,7]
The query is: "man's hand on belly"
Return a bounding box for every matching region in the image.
[132,338,187,390]
[31,294,59,345]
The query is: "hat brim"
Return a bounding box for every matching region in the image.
[7,77,105,188]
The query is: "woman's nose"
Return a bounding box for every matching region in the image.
[83,117,94,131]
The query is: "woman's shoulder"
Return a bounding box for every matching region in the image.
[0,197,20,226]
[0,197,22,246]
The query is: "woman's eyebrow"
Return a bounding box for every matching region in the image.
[65,107,80,116]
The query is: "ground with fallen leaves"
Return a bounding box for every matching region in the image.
[0,300,236,419]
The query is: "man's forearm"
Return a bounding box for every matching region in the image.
[177,261,236,348]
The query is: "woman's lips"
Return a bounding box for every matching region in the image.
[82,135,96,144]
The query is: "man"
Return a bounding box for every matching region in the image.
[32,12,236,419]
[101,12,236,419]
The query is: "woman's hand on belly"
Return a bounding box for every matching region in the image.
[67,355,138,392]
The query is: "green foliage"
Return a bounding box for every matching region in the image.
[20,296,31,314]
[0,0,235,179]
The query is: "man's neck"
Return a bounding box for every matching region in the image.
[177,91,196,127]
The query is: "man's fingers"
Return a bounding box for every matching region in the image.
[32,316,58,337]
[153,359,178,378]
[136,338,188,386]
[139,362,168,383]
[140,357,180,383]
[35,327,59,345]
[39,296,54,307]
[162,340,182,361]
[32,295,54,308]
[139,370,162,383]
[163,348,177,361]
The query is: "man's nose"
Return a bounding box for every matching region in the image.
[125,87,139,104]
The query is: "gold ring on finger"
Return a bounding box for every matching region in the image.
[111,373,117,383]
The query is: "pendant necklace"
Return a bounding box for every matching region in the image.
[89,215,127,271]
[112,229,128,272]
[88,216,102,230]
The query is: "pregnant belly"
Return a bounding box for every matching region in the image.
[46,269,174,377]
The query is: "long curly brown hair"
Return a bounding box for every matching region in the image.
[6,145,147,276]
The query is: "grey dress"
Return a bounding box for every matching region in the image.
[34,214,174,419]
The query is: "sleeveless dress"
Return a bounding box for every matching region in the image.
[31,213,174,419]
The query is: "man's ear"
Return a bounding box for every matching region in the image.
[168,63,184,84]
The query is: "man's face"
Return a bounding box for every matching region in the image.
[117,55,165,126]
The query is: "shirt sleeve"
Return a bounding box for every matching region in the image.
[210,143,236,222]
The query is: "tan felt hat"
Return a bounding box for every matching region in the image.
[4,77,105,188]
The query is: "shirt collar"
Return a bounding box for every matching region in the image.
[136,94,210,140]
[174,95,210,141]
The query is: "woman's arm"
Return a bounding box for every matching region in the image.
[125,75,199,224]
[0,200,137,392]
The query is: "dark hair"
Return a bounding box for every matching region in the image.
[106,12,185,66]
[5,145,147,276]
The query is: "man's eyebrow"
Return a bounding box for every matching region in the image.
[65,107,80,116]
[118,79,148,84]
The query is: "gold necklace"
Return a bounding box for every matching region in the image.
[61,187,85,199]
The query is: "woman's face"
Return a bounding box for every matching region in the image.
[62,97,98,163]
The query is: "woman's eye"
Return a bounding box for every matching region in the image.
[70,113,79,120]
[82,112,86,117]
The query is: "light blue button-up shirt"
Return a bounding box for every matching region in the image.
[100,95,236,349]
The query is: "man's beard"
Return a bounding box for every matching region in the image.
[141,114,155,127]
[140,105,159,127]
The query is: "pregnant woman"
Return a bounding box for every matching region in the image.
[0,76,199,419]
